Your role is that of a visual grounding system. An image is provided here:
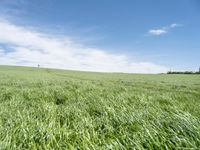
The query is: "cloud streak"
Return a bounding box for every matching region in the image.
[149,29,167,36]
[148,23,182,36]
[0,19,168,73]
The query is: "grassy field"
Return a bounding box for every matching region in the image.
[0,65,199,149]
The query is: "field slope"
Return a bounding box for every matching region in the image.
[0,66,200,149]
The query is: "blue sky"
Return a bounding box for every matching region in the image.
[0,0,199,73]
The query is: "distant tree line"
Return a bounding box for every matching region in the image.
[167,70,200,74]
[167,71,200,74]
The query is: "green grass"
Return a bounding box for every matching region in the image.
[0,65,199,149]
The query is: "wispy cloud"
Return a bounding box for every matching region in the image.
[149,29,167,36]
[0,18,168,73]
[148,23,182,36]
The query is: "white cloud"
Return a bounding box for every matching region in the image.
[149,29,167,36]
[0,19,168,73]
[148,23,182,36]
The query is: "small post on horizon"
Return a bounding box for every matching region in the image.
[38,64,40,68]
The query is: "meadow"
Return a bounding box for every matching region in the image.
[0,66,199,149]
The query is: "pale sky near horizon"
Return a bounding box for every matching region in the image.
[0,0,199,73]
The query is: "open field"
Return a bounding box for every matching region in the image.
[0,66,199,149]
